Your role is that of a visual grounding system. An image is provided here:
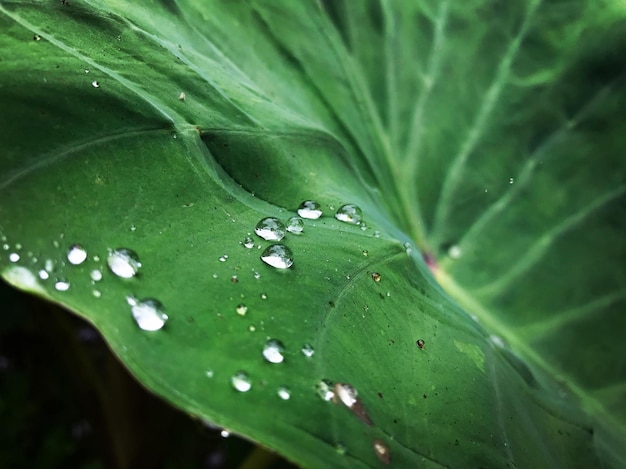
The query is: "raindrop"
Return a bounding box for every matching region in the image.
[90,269,103,282]
[236,304,248,316]
[33,34,41,41]
[286,216,304,234]
[38,269,49,280]
[107,248,141,278]
[92,290,102,298]
[335,204,363,225]
[84,68,89,74]
[128,297,168,331]
[67,244,87,265]
[334,383,358,408]
[316,379,335,401]
[8,253,20,263]
[253,271,261,279]
[373,230,381,238]
[254,217,286,241]
[260,244,293,269]
[448,245,462,259]
[371,272,381,282]
[362,250,368,256]
[91,80,100,88]
[2,244,8,251]
[301,343,315,358]
[178,91,186,101]
[373,439,391,464]
[297,200,322,219]
[263,339,285,364]
[130,225,136,232]
[277,386,291,400]
[416,339,425,349]
[205,370,214,378]
[230,275,238,283]
[219,254,228,262]
[231,371,252,392]
[54,278,71,291]
[220,430,230,438]
[490,334,506,348]
[44,259,55,272]
[248,325,256,332]
[260,293,267,300]
[509,177,514,184]
[243,236,255,249]
[335,443,347,455]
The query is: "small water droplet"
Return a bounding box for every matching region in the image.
[490,334,506,348]
[33,34,41,41]
[230,275,238,283]
[416,339,425,349]
[248,324,256,332]
[297,200,322,219]
[254,217,286,241]
[262,339,285,364]
[90,269,103,282]
[54,278,71,291]
[38,269,49,280]
[205,370,214,378]
[236,304,248,316]
[509,177,514,184]
[373,439,391,464]
[316,379,335,401]
[260,244,293,269]
[371,272,381,282]
[243,236,255,249]
[448,245,462,259]
[231,371,252,392]
[335,443,347,455]
[67,244,87,265]
[301,343,315,357]
[286,216,304,234]
[107,248,141,278]
[178,91,186,101]
[130,298,168,331]
[84,68,89,74]
[260,293,267,300]
[8,252,20,263]
[335,204,362,225]
[2,243,8,251]
[91,80,100,88]
[253,271,261,279]
[129,224,136,232]
[44,259,55,272]
[92,289,102,298]
[15,243,22,250]
[334,383,358,408]
[374,231,381,238]
[362,250,368,256]
[277,386,291,400]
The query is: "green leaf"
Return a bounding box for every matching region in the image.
[1,1,624,467]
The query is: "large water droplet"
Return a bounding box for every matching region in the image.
[286,216,304,234]
[231,371,252,392]
[67,244,87,265]
[316,379,335,401]
[297,200,322,219]
[263,339,285,364]
[260,244,293,269]
[335,204,363,225]
[334,383,358,407]
[128,297,168,331]
[107,248,141,278]
[301,343,315,358]
[254,217,286,241]
[54,278,71,291]
[236,304,248,316]
[38,269,49,280]
[277,386,291,400]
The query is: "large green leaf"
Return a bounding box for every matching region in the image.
[1,1,625,467]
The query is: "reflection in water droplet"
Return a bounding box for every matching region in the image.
[231,371,252,392]
[254,217,286,241]
[316,379,335,401]
[448,245,462,259]
[129,298,168,331]
[297,200,322,219]
[236,304,248,316]
[277,386,291,400]
[301,343,315,357]
[335,204,362,225]
[90,269,103,282]
[286,216,304,234]
[54,279,70,291]
[373,439,391,464]
[8,253,20,263]
[243,236,255,249]
[107,248,141,278]
[91,80,100,88]
[260,244,293,269]
[263,339,285,364]
[67,244,87,265]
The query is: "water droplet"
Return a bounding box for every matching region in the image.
[334,383,358,408]
[416,339,425,349]
[67,244,87,265]
[362,250,368,256]
[277,386,291,400]
[236,304,248,316]
[91,80,100,88]
[2,243,8,251]
[509,177,514,184]
[243,236,255,249]
[90,269,102,282]
[335,443,347,455]
[205,370,214,378]
[335,204,362,225]
[92,289,102,298]
[129,298,168,331]
[301,343,315,358]
[253,271,261,279]
[33,34,41,41]
[15,243,23,250]
[107,248,141,278]
[54,278,71,291]
[489,334,506,348]
[448,245,462,259]
[8,253,20,263]
[38,269,49,280]
[260,244,293,269]
[220,430,230,438]
[231,371,252,392]
[373,439,391,464]
[286,216,304,234]
[297,200,322,219]
[260,293,267,300]
[130,224,136,232]
[316,379,335,401]
[374,231,381,238]
[262,339,285,364]
[248,324,256,332]
[84,68,89,74]
[218,254,228,262]
[371,272,381,282]
[230,275,238,283]
[254,217,286,241]
[178,91,186,101]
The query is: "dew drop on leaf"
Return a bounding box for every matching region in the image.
[373,439,391,464]
[8,252,20,263]
[371,272,381,282]
[335,204,363,225]
[277,386,291,400]
[236,304,248,316]
[231,371,252,392]
[91,80,99,88]
[301,343,315,357]
[242,236,255,249]
[335,443,347,455]
[107,248,141,278]
[260,244,293,269]
[416,339,425,349]
[316,379,335,401]
[54,278,70,291]
[297,200,322,219]
[38,269,49,280]
[286,216,304,234]
[334,383,358,407]
[90,269,102,282]
[254,217,286,241]
[263,339,285,364]
[448,245,462,259]
[128,297,168,331]
[92,289,101,298]
[67,244,87,265]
